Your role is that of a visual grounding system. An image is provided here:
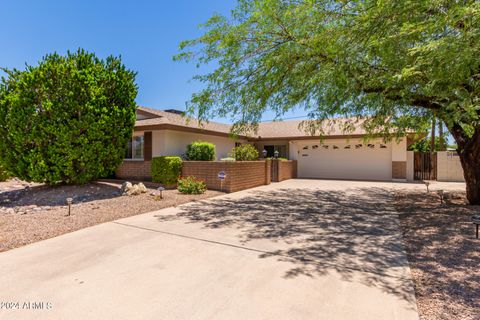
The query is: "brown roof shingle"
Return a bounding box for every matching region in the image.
[135,107,370,139]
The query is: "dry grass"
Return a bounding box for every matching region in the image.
[0,179,223,252]
[395,190,480,320]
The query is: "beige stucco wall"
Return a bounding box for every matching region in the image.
[289,141,299,161]
[391,138,407,162]
[406,151,414,181]
[437,151,465,182]
[151,129,246,160]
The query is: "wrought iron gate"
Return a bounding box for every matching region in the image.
[414,152,437,180]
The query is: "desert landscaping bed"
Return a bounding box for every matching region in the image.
[0,178,222,252]
[395,189,480,320]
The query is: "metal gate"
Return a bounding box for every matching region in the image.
[414,152,437,180]
[271,159,279,182]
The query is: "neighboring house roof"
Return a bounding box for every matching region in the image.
[135,107,377,140]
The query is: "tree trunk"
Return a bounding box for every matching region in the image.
[430,115,436,152]
[450,125,480,205]
[438,120,445,151]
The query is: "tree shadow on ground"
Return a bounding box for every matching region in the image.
[395,191,480,318]
[157,186,417,306]
[0,181,123,208]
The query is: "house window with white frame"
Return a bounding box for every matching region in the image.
[125,134,144,160]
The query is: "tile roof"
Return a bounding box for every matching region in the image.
[135,107,370,139]
[135,106,233,135]
[255,119,367,139]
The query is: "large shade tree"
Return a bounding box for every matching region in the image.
[176,0,480,204]
[0,49,138,184]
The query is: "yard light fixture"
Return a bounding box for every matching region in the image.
[274,150,279,159]
[157,187,165,199]
[262,149,268,158]
[472,215,480,239]
[437,190,444,204]
[66,198,73,216]
[424,181,430,193]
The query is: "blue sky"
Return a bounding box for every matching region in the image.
[0,0,307,124]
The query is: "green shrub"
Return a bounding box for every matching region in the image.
[232,144,259,161]
[0,49,138,184]
[220,157,236,161]
[0,164,10,181]
[177,176,207,194]
[152,156,182,185]
[186,141,216,161]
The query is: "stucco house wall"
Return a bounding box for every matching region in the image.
[152,129,246,160]
[406,151,414,181]
[391,138,407,180]
[437,151,465,182]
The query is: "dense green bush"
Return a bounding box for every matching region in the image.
[152,156,182,185]
[177,176,207,194]
[0,164,10,181]
[232,144,259,161]
[0,49,138,184]
[186,141,216,161]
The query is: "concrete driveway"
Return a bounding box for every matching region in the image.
[0,179,419,320]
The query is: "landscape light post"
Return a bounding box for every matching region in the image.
[66,198,73,216]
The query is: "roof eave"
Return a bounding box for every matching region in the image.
[134,123,251,140]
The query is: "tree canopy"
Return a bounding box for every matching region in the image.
[0,49,138,184]
[176,0,479,137]
[177,0,480,204]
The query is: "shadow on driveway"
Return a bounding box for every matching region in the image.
[157,186,416,306]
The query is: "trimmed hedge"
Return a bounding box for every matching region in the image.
[232,144,259,161]
[151,156,182,185]
[186,141,216,161]
[178,176,206,194]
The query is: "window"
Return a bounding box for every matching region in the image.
[125,135,144,160]
[264,145,287,158]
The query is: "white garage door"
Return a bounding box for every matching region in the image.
[297,140,392,181]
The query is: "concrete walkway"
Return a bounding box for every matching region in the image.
[0,180,420,320]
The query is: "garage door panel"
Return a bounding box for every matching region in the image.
[297,141,392,181]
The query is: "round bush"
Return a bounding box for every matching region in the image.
[177,176,207,194]
[0,49,138,184]
[232,144,259,161]
[186,141,216,161]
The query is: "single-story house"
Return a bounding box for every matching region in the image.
[117,107,412,181]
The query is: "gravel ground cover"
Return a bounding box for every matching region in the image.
[395,188,480,320]
[0,178,222,252]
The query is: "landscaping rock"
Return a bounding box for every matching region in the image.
[121,182,133,195]
[137,183,148,194]
[121,182,148,196]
